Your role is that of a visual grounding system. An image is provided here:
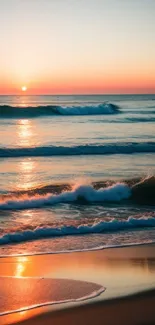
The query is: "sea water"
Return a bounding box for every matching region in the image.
[0,94,155,256]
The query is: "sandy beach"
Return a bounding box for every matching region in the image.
[1,0,155,323]
[11,289,155,325]
[0,243,155,325]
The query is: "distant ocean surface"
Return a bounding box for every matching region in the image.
[0,94,155,256]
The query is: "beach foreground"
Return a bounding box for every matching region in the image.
[14,289,155,325]
[0,244,155,324]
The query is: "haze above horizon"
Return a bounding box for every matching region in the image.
[1,0,155,95]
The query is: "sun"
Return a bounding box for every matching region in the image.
[21,86,27,92]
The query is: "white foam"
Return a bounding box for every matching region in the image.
[0,183,131,210]
[57,103,118,115]
[1,216,155,245]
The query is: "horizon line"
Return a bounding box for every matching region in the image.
[0,93,155,97]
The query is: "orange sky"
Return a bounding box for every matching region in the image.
[1,0,155,95]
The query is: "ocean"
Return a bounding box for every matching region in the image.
[0,94,155,256]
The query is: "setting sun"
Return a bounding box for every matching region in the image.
[21,86,27,92]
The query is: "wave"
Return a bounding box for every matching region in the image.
[0,103,120,118]
[125,117,155,123]
[0,183,131,210]
[1,142,155,158]
[0,216,155,245]
[0,176,155,211]
[126,109,155,115]
[6,178,140,197]
[131,176,155,204]
[88,117,155,123]
[1,176,155,209]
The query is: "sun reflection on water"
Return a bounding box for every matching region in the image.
[17,119,33,147]
[21,159,35,173]
[17,158,37,190]
[16,210,36,228]
[15,118,39,190]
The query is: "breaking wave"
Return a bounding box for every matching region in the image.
[0,103,119,118]
[1,142,155,158]
[0,216,155,245]
[0,177,155,246]
[0,175,155,210]
[0,174,155,208]
[0,183,131,210]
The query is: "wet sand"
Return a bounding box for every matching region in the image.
[0,277,104,316]
[12,289,155,325]
[0,244,155,324]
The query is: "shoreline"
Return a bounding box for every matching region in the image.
[1,240,155,259]
[1,243,155,324]
[15,288,155,325]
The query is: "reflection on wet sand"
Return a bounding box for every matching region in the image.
[0,244,155,324]
[0,244,155,280]
[1,309,41,325]
[15,257,29,277]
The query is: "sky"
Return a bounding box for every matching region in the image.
[0,0,155,95]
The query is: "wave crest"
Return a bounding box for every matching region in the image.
[0,103,119,118]
[1,142,155,158]
[1,176,155,205]
[0,183,131,210]
[0,216,155,245]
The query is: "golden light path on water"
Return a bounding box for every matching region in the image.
[17,119,33,147]
[18,159,36,190]
[16,118,37,190]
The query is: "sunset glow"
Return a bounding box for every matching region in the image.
[21,86,27,92]
[0,0,155,95]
